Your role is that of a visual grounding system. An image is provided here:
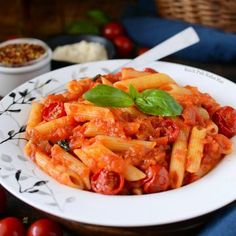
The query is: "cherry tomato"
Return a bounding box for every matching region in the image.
[27,218,63,236]
[0,217,25,236]
[143,165,169,194]
[0,186,6,214]
[102,22,124,40]
[113,35,134,57]
[137,47,149,56]
[212,106,236,138]
[91,168,124,195]
[42,101,66,121]
[160,119,180,142]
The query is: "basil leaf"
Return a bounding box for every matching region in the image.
[135,89,182,116]
[57,140,70,152]
[65,20,99,35]
[84,85,134,107]
[128,85,139,100]
[87,9,110,26]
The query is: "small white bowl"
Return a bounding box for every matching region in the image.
[0,38,52,96]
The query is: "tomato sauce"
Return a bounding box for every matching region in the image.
[24,67,236,195]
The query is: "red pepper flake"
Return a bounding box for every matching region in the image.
[0,43,46,67]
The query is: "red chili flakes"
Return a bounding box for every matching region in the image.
[0,43,46,67]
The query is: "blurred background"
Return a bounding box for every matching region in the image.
[0,0,134,39]
[1,0,235,81]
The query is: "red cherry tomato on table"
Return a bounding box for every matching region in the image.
[160,119,180,143]
[42,101,66,122]
[27,218,63,236]
[0,186,6,213]
[143,165,169,194]
[0,217,25,236]
[113,35,134,57]
[91,168,125,195]
[212,106,236,138]
[102,22,124,40]
[137,47,149,56]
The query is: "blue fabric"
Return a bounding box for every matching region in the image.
[122,17,236,62]
[198,202,236,236]
[121,0,156,18]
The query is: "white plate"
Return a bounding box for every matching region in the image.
[0,60,235,227]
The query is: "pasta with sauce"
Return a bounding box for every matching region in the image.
[24,67,236,195]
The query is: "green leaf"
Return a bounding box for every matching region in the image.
[65,20,99,35]
[84,85,134,108]
[87,9,110,26]
[57,140,70,152]
[128,85,139,100]
[135,89,182,116]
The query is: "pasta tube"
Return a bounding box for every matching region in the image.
[114,73,175,92]
[169,127,190,188]
[35,151,84,189]
[64,103,115,122]
[186,126,207,173]
[51,144,91,189]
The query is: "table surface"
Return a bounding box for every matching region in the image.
[2,58,236,235]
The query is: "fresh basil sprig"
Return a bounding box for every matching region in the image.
[84,84,182,116]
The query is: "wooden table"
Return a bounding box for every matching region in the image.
[2,58,236,235]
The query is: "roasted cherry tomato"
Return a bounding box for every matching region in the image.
[102,22,124,40]
[160,119,180,142]
[42,101,66,122]
[27,218,63,236]
[143,165,169,194]
[113,35,134,57]
[91,168,124,195]
[137,47,149,56]
[0,186,6,214]
[0,217,25,236]
[212,106,236,138]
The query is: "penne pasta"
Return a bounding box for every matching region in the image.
[26,102,43,133]
[197,107,210,120]
[214,134,233,155]
[123,164,146,182]
[66,78,93,95]
[24,140,36,159]
[24,67,235,195]
[121,67,151,80]
[160,83,192,97]
[84,122,106,137]
[35,151,84,189]
[33,116,75,137]
[64,103,115,122]
[74,143,146,181]
[51,144,91,189]
[119,106,146,118]
[206,120,218,135]
[96,135,156,151]
[186,126,207,173]
[114,73,175,92]
[101,76,113,85]
[169,126,190,188]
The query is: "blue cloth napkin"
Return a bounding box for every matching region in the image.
[122,17,236,62]
[197,202,236,236]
